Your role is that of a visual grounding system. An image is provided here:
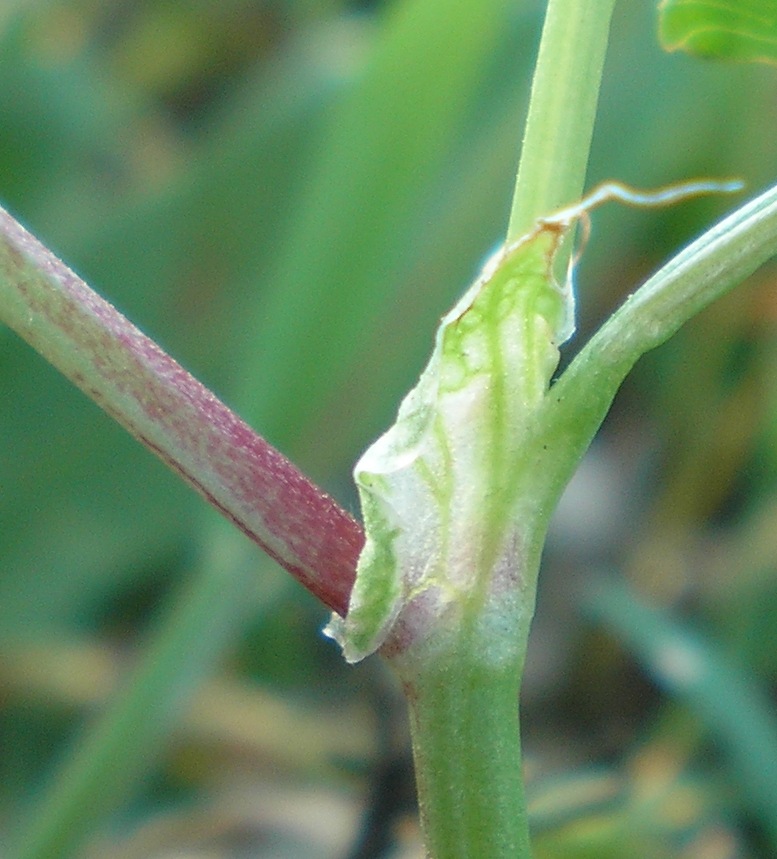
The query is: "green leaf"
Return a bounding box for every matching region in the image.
[587,576,777,842]
[658,0,777,66]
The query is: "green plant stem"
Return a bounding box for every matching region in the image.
[390,3,618,856]
[386,520,547,858]
[439,172,777,859]
[402,654,530,858]
[534,181,777,512]
[508,0,617,240]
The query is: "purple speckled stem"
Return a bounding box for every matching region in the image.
[0,206,362,615]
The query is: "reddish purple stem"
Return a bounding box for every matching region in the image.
[0,207,362,615]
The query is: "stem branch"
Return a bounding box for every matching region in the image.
[0,206,362,614]
[508,0,617,240]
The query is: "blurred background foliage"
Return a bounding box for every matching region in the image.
[0,0,776,856]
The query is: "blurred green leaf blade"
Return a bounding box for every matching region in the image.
[659,0,777,65]
[239,0,518,454]
[587,576,777,843]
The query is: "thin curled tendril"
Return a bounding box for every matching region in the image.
[539,176,744,273]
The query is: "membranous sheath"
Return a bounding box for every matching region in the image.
[327,178,743,664]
